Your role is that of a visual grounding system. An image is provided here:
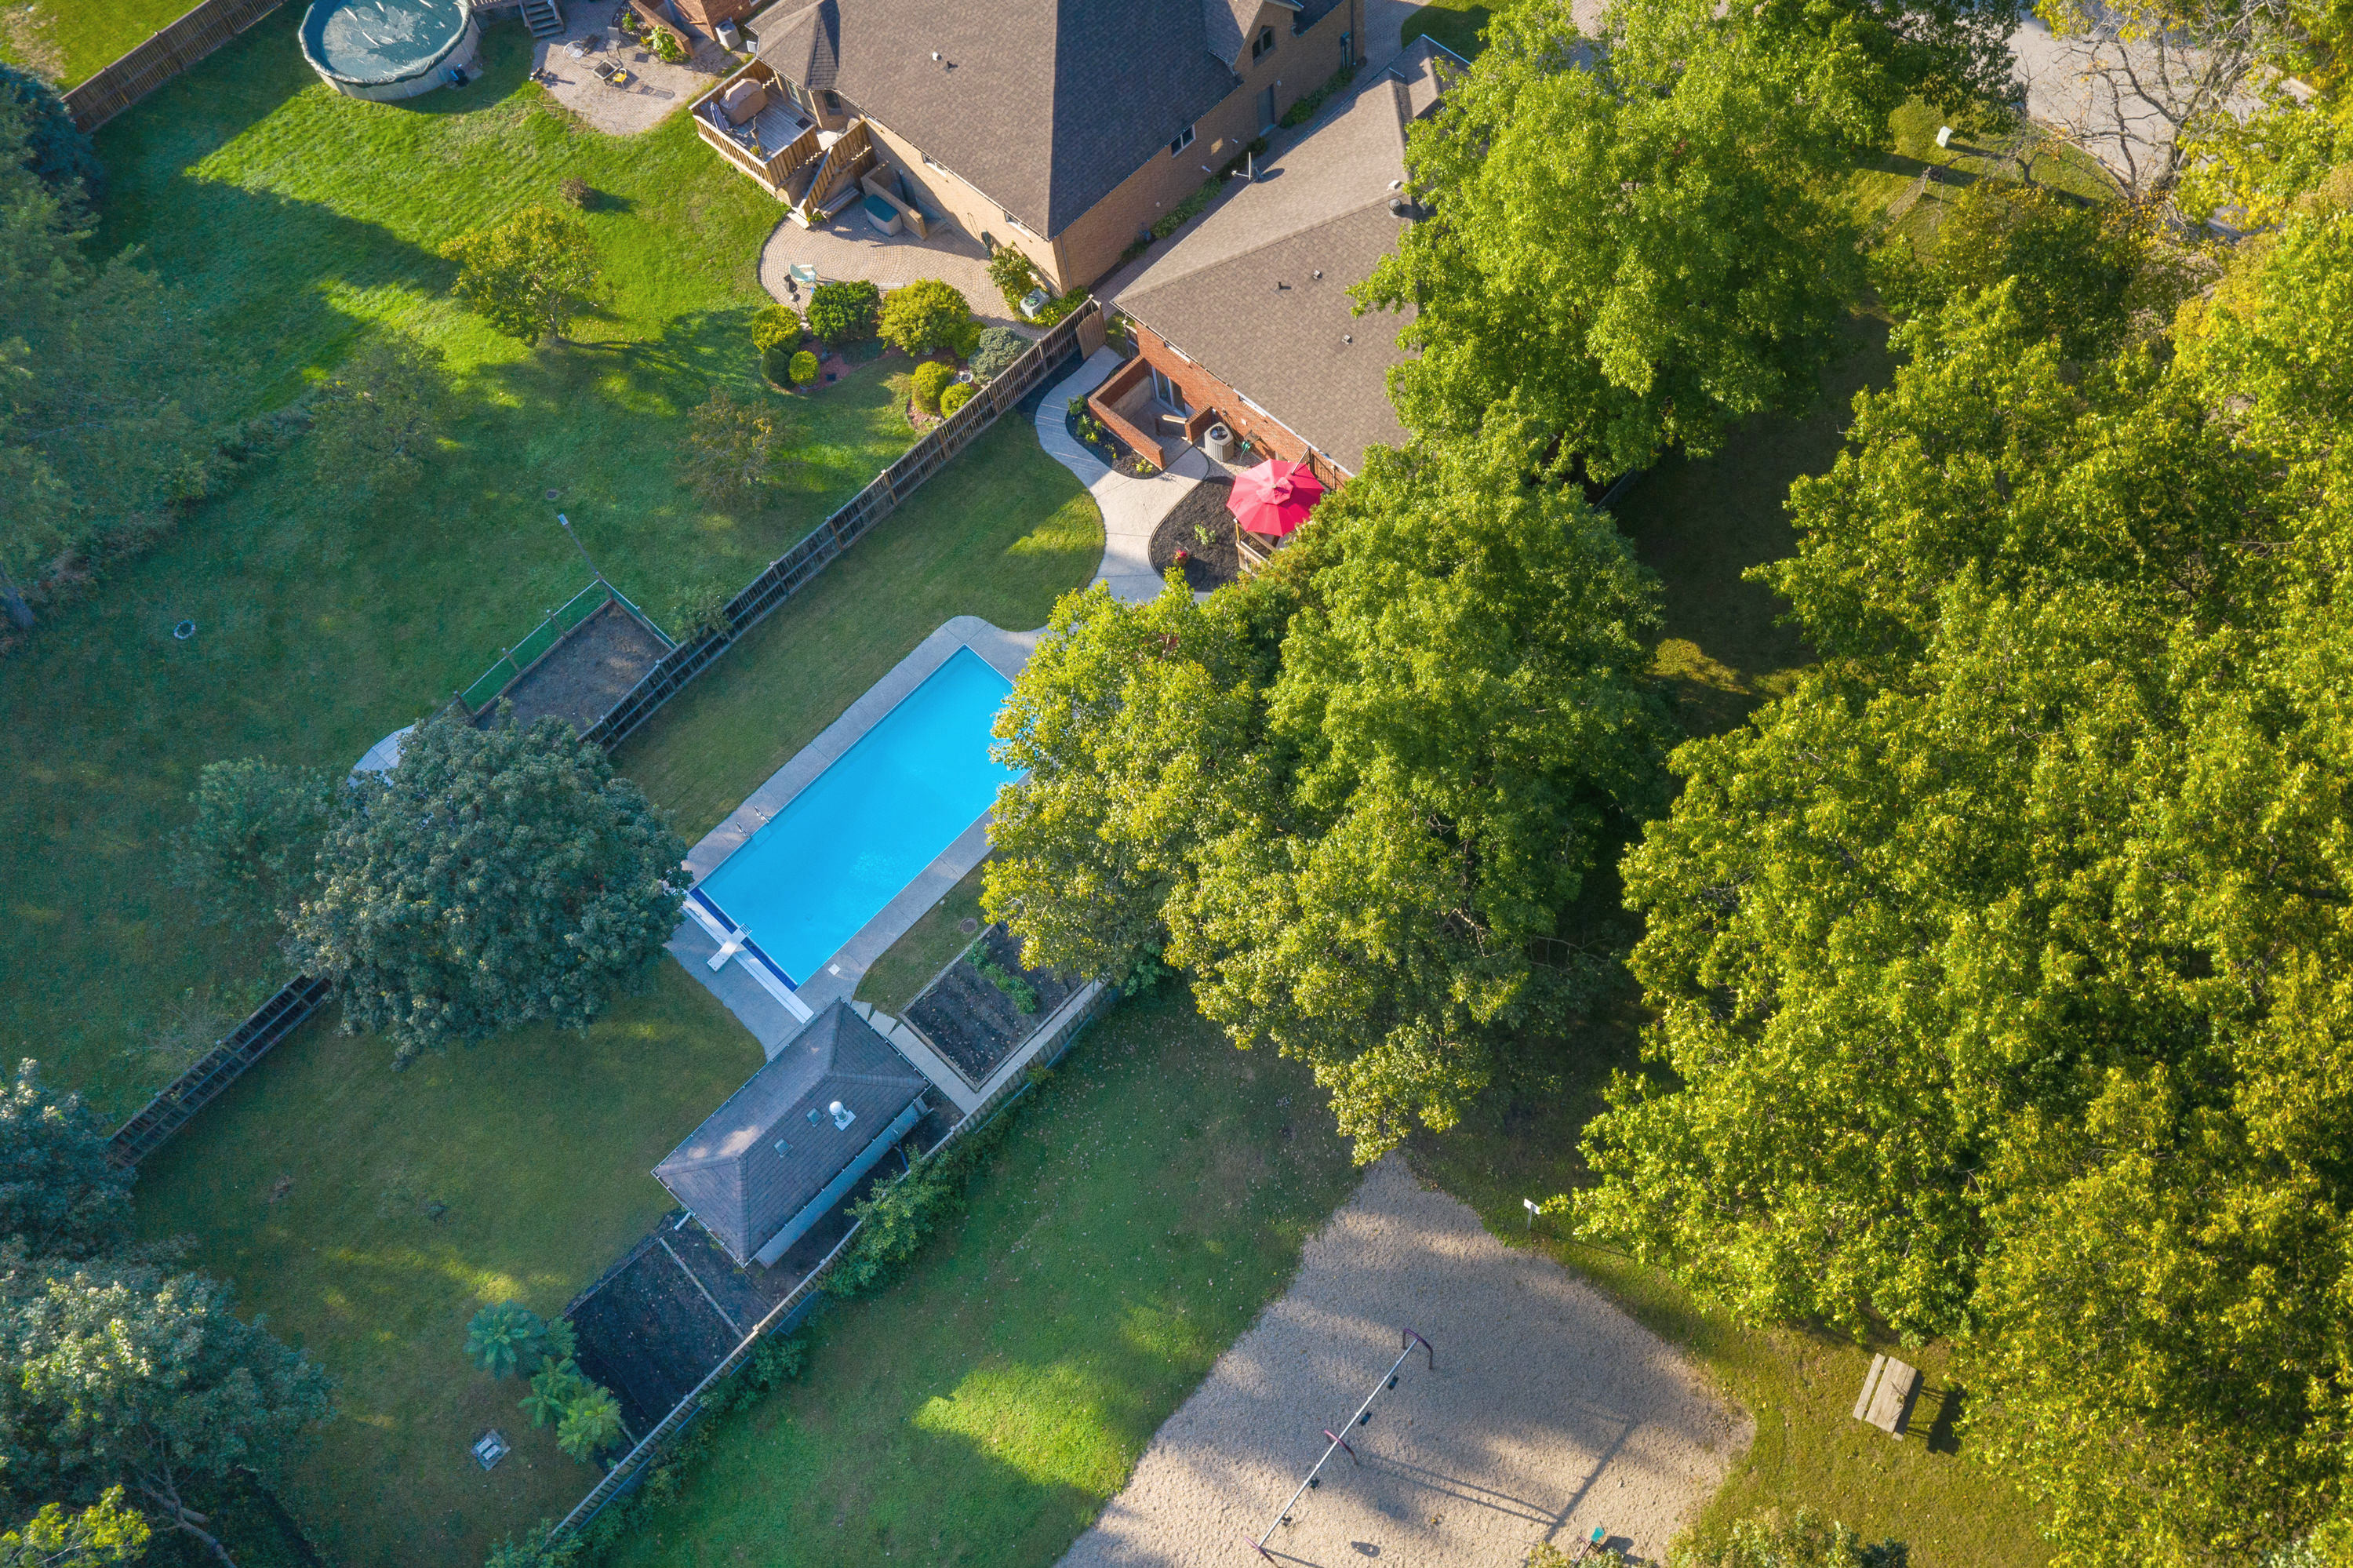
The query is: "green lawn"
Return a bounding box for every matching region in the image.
[856,861,991,1017]
[1,20,918,1117]
[133,968,766,1568]
[599,984,1359,1568]
[1400,0,1492,59]
[0,0,192,87]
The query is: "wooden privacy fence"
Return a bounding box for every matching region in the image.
[104,307,1099,1170]
[107,974,331,1166]
[554,980,1117,1538]
[63,0,289,133]
[581,301,1100,753]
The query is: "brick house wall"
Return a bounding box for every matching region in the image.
[860,117,1064,290]
[1108,322,1353,488]
[1046,0,1364,289]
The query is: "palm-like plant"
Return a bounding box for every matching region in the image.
[464,1302,547,1381]
[520,1359,584,1428]
[556,1384,624,1462]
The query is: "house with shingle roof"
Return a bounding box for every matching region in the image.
[654,999,929,1268]
[1090,37,1465,491]
[686,0,1366,291]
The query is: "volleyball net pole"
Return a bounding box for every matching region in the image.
[1243,1329,1435,1563]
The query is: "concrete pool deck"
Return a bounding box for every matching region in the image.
[669,616,1035,1060]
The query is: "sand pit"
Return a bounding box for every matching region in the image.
[1059,1158,1748,1568]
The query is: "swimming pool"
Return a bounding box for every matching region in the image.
[692,647,1017,988]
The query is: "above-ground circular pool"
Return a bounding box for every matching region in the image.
[300,0,478,100]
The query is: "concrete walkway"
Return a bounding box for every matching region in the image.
[1035,347,1209,605]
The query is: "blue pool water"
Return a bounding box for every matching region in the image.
[696,648,1017,985]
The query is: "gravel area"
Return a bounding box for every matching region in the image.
[1060,1158,1747,1568]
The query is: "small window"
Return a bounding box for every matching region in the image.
[1169,124,1195,155]
[1251,24,1276,60]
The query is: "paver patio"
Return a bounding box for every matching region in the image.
[760,209,1028,331]
[1036,347,1207,605]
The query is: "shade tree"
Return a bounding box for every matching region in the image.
[988,412,1669,1158]
[285,711,688,1064]
[1579,207,2353,1562]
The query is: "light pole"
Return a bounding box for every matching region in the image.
[556,513,606,588]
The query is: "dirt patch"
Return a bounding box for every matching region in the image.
[1150,478,1241,592]
[486,598,666,734]
[1058,1157,1748,1568]
[904,925,1078,1090]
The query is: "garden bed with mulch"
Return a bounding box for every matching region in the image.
[1065,402,1161,476]
[906,924,1079,1090]
[1149,477,1242,591]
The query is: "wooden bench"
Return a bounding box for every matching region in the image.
[1853,1353,1921,1437]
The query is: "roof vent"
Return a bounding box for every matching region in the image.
[806,1108,821,1125]
[1389,198,1409,216]
[829,1101,856,1131]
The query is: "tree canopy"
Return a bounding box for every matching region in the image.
[286,711,688,1062]
[1579,203,2353,1562]
[1359,0,1933,479]
[445,206,602,346]
[0,99,227,615]
[988,413,1667,1157]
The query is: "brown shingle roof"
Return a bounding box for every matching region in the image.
[1114,49,1463,475]
[653,1001,928,1265]
[749,0,1344,236]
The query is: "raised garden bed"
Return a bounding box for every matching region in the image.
[906,924,1078,1090]
[1150,477,1241,591]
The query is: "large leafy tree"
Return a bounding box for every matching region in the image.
[0,100,227,616]
[445,206,601,347]
[990,414,1668,1156]
[0,1262,333,1567]
[0,1061,130,1264]
[169,759,336,929]
[1580,202,2353,1562]
[1358,0,1951,479]
[286,711,687,1061]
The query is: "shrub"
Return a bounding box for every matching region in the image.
[749,303,801,355]
[171,758,336,926]
[464,1304,548,1380]
[308,333,449,494]
[986,246,1039,312]
[909,360,955,413]
[558,175,591,208]
[667,577,731,638]
[824,1151,964,1297]
[1278,63,1356,128]
[652,27,686,62]
[878,278,978,357]
[968,326,1027,380]
[1671,1509,1907,1568]
[0,62,104,203]
[789,348,820,384]
[805,279,881,345]
[1150,177,1221,240]
[444,206,601,345]
[938,382,974,417]
[678,387,795,504]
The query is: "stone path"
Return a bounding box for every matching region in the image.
[532,4,733,136]
[1035,347,1208,605]
[1059,1158,1747,1568]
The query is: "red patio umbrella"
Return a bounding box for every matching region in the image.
[1227,458,1326,538]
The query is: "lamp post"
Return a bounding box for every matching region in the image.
[556,513,607,588]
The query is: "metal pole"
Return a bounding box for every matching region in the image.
[557,513,608,588]
[1249,1330,1433,1558]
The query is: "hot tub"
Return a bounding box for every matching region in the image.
[300,0,480,101]
[861,192,903,236]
